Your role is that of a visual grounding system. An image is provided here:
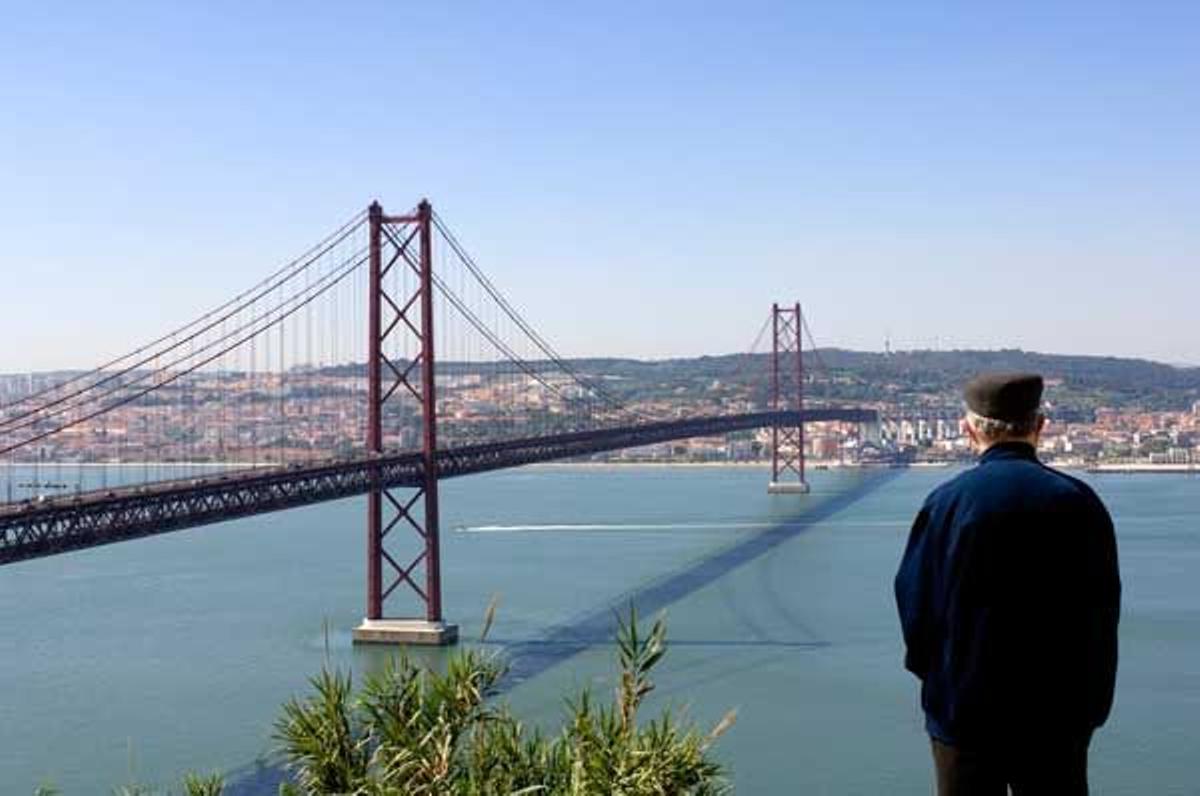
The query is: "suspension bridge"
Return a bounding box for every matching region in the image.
[0,199,877,644]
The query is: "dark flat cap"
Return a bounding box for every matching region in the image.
[964,372,1044,422]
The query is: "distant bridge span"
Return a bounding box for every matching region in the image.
[0,409,875,566]
[0,199,883,639]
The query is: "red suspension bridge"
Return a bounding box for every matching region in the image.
[0,199,877,644]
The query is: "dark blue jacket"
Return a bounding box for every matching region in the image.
[895,442,1120,746]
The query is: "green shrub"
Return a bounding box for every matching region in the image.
[181,773,226,796]
[275,606,734,794]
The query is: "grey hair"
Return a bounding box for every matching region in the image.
[965,409,1040,440]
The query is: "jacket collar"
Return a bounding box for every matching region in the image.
[979,441,1039,464]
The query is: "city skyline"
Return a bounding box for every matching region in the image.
[2,3,1198,371]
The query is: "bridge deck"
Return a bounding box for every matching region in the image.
[0,409,876,565]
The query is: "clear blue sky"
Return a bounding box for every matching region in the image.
[1,1,1197,371]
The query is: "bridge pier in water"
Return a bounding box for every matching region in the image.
[351,199,458,647]
[767,302,810,494]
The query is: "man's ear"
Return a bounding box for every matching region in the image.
[1036,415,1048,434]
[961,417,978,445]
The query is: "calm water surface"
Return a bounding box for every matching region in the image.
[1,465,1197,794]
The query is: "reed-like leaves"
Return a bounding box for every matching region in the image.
[274,605,731,795]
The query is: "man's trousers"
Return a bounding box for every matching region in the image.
[931,737,1090,796]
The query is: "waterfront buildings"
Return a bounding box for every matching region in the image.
[2,368,1197,469]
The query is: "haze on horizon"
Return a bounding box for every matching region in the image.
[1,2,1197,372]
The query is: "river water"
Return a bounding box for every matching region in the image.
[1,465,1197,794]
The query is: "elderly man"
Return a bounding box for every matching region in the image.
[895,373,1121,795]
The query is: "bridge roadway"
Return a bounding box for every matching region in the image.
[0,409,876,565]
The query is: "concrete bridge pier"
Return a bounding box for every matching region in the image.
[352,619,459,646]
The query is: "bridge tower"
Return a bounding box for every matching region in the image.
[352,200,458,646]
[768,302,810,494]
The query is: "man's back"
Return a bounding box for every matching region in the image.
[896,442,1121,747]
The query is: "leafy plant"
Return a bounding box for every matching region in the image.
[104,772,224,796]
[275,605,733,794]
[111,786,156,796]
[181,772,225,796]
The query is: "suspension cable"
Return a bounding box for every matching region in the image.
[0,250,370,456]
[0,213,368,429]
[432,214,637,415]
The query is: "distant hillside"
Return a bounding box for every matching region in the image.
[8,349,1197,414]
[310,349,1200,411]
[554,349,1200,412]
[819,348,1200,392]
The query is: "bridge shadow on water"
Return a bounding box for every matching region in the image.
[495,468,903,690]
[225,468,903,795]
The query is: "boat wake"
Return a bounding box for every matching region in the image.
[457,519,907,534]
